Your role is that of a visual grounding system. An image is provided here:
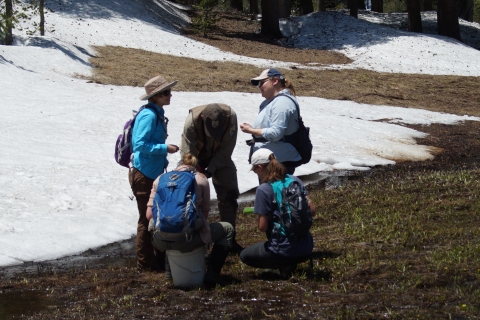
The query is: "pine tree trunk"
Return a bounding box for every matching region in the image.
[457,0,474,22]
[318,0,326,11]
[40,0,45,36]
[424,0,433,10]
[358,0,366,10]
[407,0,422,32]
[249,0,259,13]
[371,0,383,12]
[5,0,13,45]
[278,0,291,18]
[261,0,282,37]
[437,0,461,41]
[299,0,314,15]
[348,0,358,17]
[230,0,243,11]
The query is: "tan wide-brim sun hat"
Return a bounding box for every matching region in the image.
[139,75,178,100]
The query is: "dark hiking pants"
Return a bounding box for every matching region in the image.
[129,168,156,270]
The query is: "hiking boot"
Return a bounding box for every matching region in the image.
[278,264,297,279]
[151,250,166,272]
[205,244,229,286]
[259,268,281,276]
[204,270,226,286]
[229,240,244,256]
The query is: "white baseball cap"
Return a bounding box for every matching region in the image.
[250,148,274,170]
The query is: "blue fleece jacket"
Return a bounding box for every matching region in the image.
[131,103,168,180]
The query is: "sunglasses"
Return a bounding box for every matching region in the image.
[157,89,171,97]
[257,79,269,88]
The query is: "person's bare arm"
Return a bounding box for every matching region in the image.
[257,214,269,232]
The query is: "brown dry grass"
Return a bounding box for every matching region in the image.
[87,8,480,117]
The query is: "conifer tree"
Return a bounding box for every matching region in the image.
[192,0,219,38]
[1,0,14,45]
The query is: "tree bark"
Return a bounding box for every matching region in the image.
[456,0,473,22]
[299,0,314,15]
[278,0,291,18]
[358,0,366,10]
[407,0,422,33]
[261,0,282,37]
[424,0,433,10]
[40,0,45,36]
[230,0,243,11]
[348,0,358,18]
[371,0,383,12]
[249,0,259,13]
[437,0,461,41]
[5,0,13,45]
[318,0,326,11]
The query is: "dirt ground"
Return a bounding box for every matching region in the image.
[1,8,480,320]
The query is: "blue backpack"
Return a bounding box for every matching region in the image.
[152,170,203,242]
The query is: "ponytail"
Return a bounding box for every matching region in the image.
[279,78,296,96]
[284,78,296,96]
[261,155,287,183]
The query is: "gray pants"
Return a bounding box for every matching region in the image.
[151,222,234,253]
[212,162,239,228]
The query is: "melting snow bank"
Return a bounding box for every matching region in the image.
[280,11,480,76]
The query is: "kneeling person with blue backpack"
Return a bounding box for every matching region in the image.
[240,149,316,279]
[146,153,234,285]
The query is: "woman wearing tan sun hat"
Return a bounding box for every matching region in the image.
[129,75,180,273]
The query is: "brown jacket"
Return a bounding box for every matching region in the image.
[180,104,237,174]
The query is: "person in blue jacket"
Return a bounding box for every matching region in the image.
[129,75,180,272]
[240,68,302,175]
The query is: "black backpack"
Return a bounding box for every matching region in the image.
[276,94,313,167]
[270,175,313,240]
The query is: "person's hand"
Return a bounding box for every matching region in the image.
[240,123,252,134]
[167,144,179,153]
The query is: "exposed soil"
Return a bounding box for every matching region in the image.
[2,8,480,320]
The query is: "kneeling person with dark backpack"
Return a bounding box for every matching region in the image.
[240,149,316,279]
[146,153,234,286]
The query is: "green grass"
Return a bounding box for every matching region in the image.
[302,166,480,317]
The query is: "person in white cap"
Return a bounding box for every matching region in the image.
[240,149,316,279]
[130,75,180,272]
[240,68,302,175]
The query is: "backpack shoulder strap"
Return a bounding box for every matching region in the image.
[143,104,163,127]
[269,175,295,209]
[273,93,301,118]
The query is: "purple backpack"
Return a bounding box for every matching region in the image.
[114,105,159,168]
